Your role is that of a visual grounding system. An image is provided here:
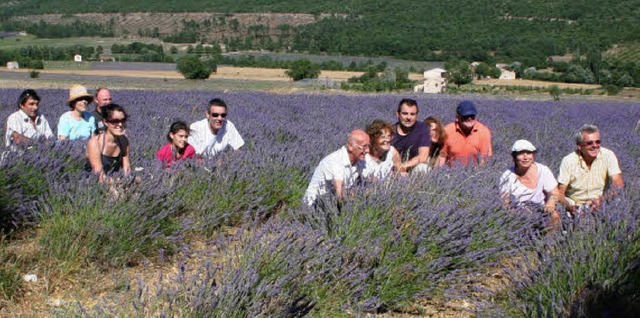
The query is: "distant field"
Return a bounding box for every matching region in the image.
[1,65,366,82]
[605,42,640,64]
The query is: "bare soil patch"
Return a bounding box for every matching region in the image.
[1,66,365,83]
[475,78,601,90]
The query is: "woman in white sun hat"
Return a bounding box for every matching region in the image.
[499,139,564,229]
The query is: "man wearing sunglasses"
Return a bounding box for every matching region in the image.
[189,98,245,159]
[438,100,492,167]
[557,124,624,215]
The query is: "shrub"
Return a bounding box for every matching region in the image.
[176,55,214,79]
[285,59,320,81]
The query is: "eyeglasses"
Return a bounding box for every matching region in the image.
[355,144,370,150]
[379,134,392,140]
[583,139,601,146]
[106,118,127,125]
[210,112,227,118]
[461,115,476,122]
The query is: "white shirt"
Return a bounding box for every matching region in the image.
[5,110,53,146]
[364,146,398,180]
[499,162,558,208]
[189,118,245,158]
[304,146,366,206]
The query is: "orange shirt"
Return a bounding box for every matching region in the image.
[442,121,492,166]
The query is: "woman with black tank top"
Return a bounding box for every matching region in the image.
[86,103,131,183]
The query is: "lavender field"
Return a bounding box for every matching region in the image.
[0,89,639,316]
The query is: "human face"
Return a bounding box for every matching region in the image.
[206,105,227,132]
[104,111,126,136]
[20,97,39,119]
[348,135,370,162]
[376,129,392,152]
[514,151,535,169]
[428,122,439,143]
[95,90,112,109]
[73,98,90,112]
[457,114,476,133]
[578,131,601,161]
[170,129,189,149]
[397,104,418,129]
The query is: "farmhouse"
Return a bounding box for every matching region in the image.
[6,61,19,69]
[414,68,447,93]
[496,63,516,80]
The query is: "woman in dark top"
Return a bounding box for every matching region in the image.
[424,116,447,169]
[86,104,131,183]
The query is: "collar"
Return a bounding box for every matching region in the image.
[19,110,42,125]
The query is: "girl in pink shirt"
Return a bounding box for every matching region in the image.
[156,121,196,167]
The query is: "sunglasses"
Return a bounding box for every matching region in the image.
[210,112,227,118]
[583,139,601,146]
[461,115,476,121]
[106,118,127,125]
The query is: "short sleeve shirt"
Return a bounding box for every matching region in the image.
[5,110,53,146]
[391,121,431,162]
[442,121,492,166]
[499,162,558,208]
[557,147,622,205]
[57,111,96,140]
[155,143,196,167]
[189,119,245,158]
[304,146,366,206]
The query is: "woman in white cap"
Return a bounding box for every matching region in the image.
[57,84,96,141]
[499,139,561,229]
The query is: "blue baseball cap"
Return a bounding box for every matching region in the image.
[456,100,478,116]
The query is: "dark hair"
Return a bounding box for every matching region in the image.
[18,89,40,108]
[69,96,93,110]
[366,120,394,151]
[101,103,128,121]
[424,116,446,145]
[167,121,190,141]
[397,98,418,113]
[207,98,227,112]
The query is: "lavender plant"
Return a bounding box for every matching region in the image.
[0,88,639,316]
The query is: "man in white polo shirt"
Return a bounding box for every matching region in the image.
[189,98,245,159]
[304,129,370,207]
[557,124,624,215]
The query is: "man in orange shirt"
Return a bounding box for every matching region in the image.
[438,100,492,167]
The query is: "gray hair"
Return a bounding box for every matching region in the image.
[574,124,599,144]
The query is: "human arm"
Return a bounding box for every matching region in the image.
[399,146,430,173]
[478,125,492,167]
[121,142,131,176]
[86,136,107,183]
[557,183,575,213]
[57,114,70,141]
[333,179,344,202]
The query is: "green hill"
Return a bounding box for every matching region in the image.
[1,0,639,64]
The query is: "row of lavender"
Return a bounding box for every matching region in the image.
[1,89,639,316]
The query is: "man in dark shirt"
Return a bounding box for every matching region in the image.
[391,98,431,174]
[92,87,112,133]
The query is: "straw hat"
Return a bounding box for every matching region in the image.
[67,84,94,106]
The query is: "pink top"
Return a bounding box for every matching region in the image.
[156,143,196,167]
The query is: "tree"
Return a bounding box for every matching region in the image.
[285,59,320,81]
[474,62,501,79]
[445,60,473,88]
[176,55,214,79]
